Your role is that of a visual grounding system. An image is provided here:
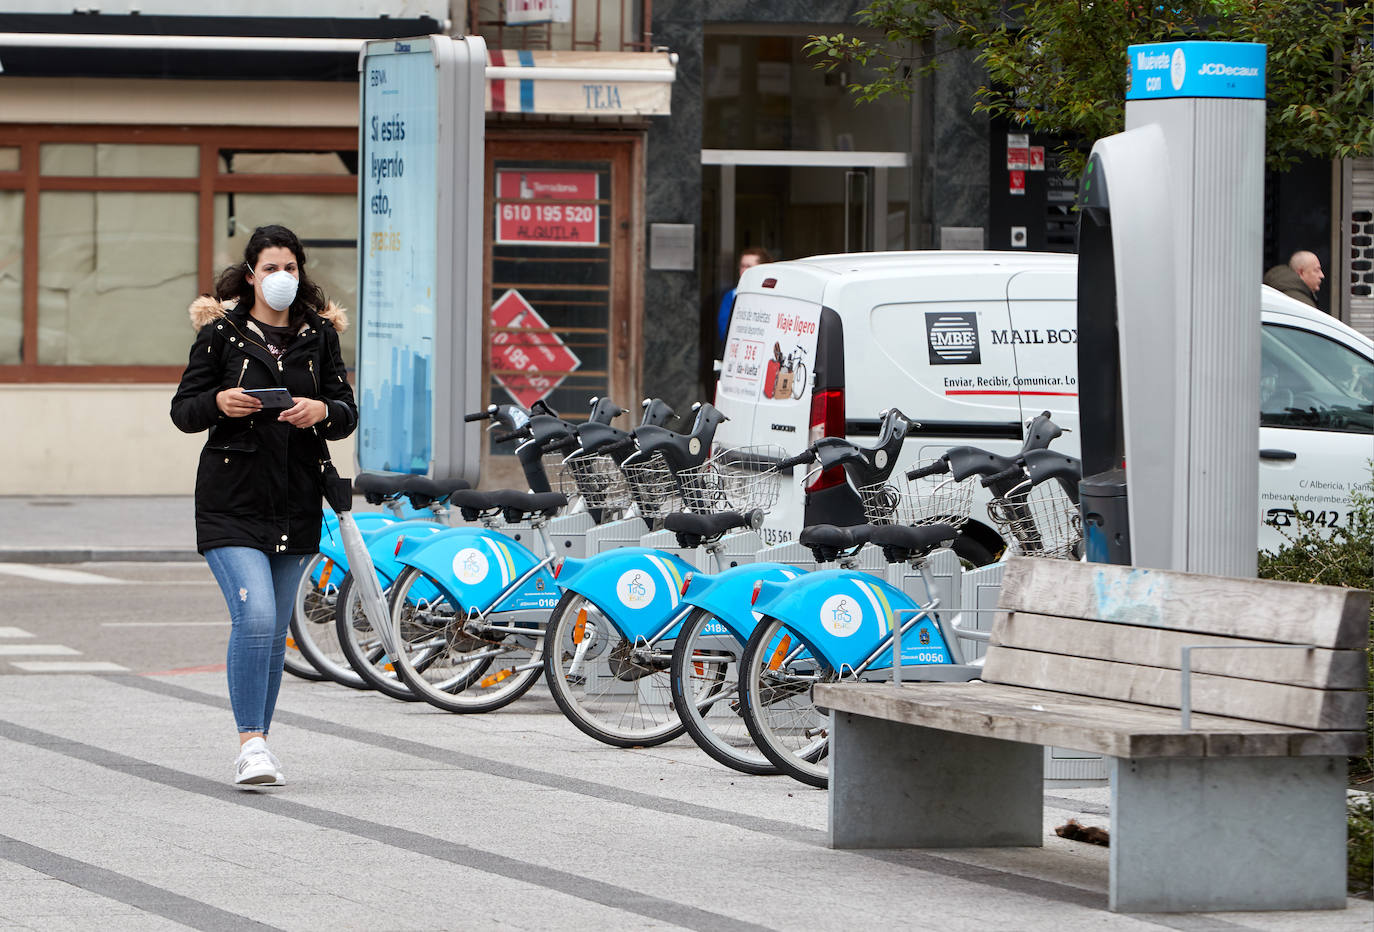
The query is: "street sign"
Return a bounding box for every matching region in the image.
[489,289,582,408]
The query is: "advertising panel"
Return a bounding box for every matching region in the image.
[356,36,486,481]
[495,170,600,246]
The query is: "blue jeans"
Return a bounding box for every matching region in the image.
[205,547,309,734]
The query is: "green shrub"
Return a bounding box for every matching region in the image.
[1256,470,1373,897]
[1350,794,1373,899]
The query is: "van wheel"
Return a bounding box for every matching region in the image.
[952,535,996,569]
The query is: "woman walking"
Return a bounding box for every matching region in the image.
[171,225,357,787]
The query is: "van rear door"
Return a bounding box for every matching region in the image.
[715,287,824,543]
[1002,269,1081,434]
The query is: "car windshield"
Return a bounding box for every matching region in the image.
[1260,324,1373,434]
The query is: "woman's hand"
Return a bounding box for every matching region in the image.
[279,398,329,428]
[216,387,263,418]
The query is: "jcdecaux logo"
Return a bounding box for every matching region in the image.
[1126,41,1265,101]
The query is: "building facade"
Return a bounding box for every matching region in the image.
[0,1,1364,494]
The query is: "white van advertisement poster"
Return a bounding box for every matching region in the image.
[719,293,820,430]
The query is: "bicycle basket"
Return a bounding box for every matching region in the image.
[620,451,683,519]
[562,452,631,511]
[858,459,975,527]
[988,479,1082,559]
[677,444,786,515]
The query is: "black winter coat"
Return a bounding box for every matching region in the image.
[171,297,358,555]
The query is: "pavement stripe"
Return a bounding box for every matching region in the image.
[0,563,130,585]
[120,673,815,841]
[9,661,129,672]
[0,644,81,656]
[0,627,34,638]
[0,832,282,932]
[101,621,225,627]
[112,676,1264,930]
[0,718,778,932]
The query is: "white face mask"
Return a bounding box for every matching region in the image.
[248,262,299,312]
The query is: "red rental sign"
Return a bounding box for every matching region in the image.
[489,289,582,408]
[495,170,600,246]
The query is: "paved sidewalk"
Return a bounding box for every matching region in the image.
[0,496,200,563]
[2,671,1368,932]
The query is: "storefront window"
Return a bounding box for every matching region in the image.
[40,143,199,177]
[0,192,21,365]
[218,151,353,175]
[703,33,911,152]
[213,193,358,366]
[0,127,357,379]
[37,191,198,365]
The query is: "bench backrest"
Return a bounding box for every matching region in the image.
[983,557,1370,732]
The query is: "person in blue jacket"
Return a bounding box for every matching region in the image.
[716,247,773,348]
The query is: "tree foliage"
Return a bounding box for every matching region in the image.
[804,1,1374,176]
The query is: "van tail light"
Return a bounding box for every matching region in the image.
[807,388,846,493]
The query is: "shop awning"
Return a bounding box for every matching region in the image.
[486,50,676,117]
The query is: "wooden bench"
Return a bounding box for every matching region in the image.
[814,557,1369,913]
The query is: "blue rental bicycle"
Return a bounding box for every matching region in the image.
[377,398,683,714]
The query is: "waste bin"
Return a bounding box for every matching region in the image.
[1080,468,1131,565]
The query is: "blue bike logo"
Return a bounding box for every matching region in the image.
[819,594,862,637]
[617,569,656,609]
[453,547,489,585]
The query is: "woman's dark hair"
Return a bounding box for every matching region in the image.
[212,224,326,324]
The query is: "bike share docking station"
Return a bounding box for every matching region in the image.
[1038,41,1268,782]
[1076,40,1266,576]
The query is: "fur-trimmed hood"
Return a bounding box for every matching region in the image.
[188,295,349,333]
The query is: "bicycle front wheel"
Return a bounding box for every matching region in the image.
[544,592,685,747]
[387,565,545,714]
[334,573,419,702]
[670,608,777,775]
[290,553,368,690]
[739,615,836,788]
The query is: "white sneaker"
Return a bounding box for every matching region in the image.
[265,746,286,786]
[234,737,282,787]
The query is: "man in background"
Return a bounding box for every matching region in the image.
[1264,250,1324,309]
[717,247,774,348]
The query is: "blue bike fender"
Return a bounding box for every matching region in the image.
[398,527,559,614]
[317,512,400,570]
[681,563,806,641]
[751,570,952,671]
[350,519,447,588]
[555,547,695,643]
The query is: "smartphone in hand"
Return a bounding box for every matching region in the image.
[243,387,294,409]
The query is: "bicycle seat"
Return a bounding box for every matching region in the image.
[492,489,567,523]
[866,523,958,564]
[662,510,751,548]
[354,472,408,505]
[401,475,471,508]
[798,524,878,563]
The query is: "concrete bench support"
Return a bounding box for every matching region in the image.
[828,711,1043,849]
[1109,755,1348,912]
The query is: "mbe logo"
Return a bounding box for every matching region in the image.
[925,312,981,365]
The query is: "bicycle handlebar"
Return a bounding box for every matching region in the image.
[981,464,1025,488]
[463,411,489,422]
[906,459,950,481]
[776,450,816,471]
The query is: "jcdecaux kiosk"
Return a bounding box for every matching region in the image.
[1075,42,1355,915]
[355,36,487,481]
[1077,41,1266,578]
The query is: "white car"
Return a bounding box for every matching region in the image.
[713,251,1372,561]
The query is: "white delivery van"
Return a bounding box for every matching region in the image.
[714,251,1373,561]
